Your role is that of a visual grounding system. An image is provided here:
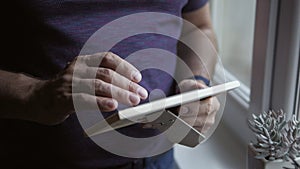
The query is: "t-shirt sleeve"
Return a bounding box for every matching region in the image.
[182,0,209,13]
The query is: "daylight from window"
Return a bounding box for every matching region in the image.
[211,0,257,87]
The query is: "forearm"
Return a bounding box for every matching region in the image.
[176,26,218,82]
[0,70,40,120]
[176,3,218,83]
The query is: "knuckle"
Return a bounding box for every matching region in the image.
[76,55,87,65]
[97,68,113,82]
[98,81,112,96]
[128,81,135,91]
[95,79,105,92]
[102,68,111,77]
[105,52,115,57]
[94,79,102,89]
[59,92,72,101]
[61,74,72,83]
[102,52,116,64]
[95,79,104,91]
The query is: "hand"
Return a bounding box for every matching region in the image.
[177,79,220,134]
[26,52,148,125]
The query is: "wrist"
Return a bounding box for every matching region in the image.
[16,74,46,120]
[188,75,210,87]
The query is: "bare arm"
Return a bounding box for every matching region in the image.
[176,3,218,81]
[176,3,220,134]
[0,52,148,125]
[0,70,40,120]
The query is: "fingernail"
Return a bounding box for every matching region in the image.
[132,72,142,82]
[129,94,140,105]
[106,100,116,109]
[137,88,148,99]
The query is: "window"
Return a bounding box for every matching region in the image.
[211,0,300,141]
[175,1,300,169]
[210,0,257,88]
[268,0,300,119]
[209,0,258,141]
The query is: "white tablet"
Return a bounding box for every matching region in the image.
[85,80,240,144]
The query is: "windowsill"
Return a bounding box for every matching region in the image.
[213,67,253,144]
[174,120,247,169]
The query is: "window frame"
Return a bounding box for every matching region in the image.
[296,64,300,119]
[294,52,300,120]
[269,0,300,119]
[211,0,300,143]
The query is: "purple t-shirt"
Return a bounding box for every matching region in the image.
[1,0,208,168]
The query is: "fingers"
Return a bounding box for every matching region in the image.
[178,102,200,125]
[73,78,141,106]
[179,97,220,133]
[70,52,147,110]
[95,80,140,106]
[80,67,148,99]
[200,109,217,133]
[83,52,142,82]
[177,79,220,133]
[178,79,207,93]
[40,52,144,125]
[196,98,220,133]
[73,93,118,112]
[94,68,148,99]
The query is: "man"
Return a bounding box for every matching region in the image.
[0,0,219,168]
